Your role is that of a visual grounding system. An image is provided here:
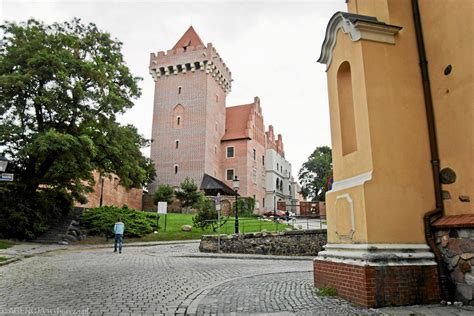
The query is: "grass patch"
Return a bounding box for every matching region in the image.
[78,213,293,243]
[316,286,337,297]
[0,240,15,249]
[0,256,9,262]
[137,214,292,242]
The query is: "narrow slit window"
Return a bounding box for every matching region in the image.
[174,165,179,174]
[178,86,182,94]
[175,140,179,149]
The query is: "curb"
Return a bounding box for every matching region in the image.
[0,256,22,267]
[178,253,314,261]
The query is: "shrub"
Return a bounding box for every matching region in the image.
[192,195,228,231]
[80,205,158,238]
[175,178,201,209]
[236,197,255,217]
[153,184,174,205]
[0,185,72,240]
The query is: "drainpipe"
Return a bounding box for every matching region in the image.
[411,0,450,301]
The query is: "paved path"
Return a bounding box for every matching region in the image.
[1,242,473,315]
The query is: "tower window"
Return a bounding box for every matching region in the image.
[175,140,179,149]
[174,165,179,174]
[226,169,235,181]
[253,149,256,160]
[226,146,235,158]
[178,86,182,94]
[173,104,184,128]
[262,155,265,166]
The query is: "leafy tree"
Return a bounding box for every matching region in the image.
[298,146,332,201]
[153,184,174,205]
[192,195,228,232]
[174,177,201,209]
[0,19,155,238]
[0,18,155,199]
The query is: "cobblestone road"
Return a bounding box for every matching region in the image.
[0,242,376,315]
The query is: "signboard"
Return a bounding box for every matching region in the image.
[0,173,14,182]
[215,193,221,211]
[157,202,167,214]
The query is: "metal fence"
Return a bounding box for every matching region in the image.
[201,215,327,234]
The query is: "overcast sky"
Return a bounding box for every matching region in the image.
[2,0,347,179]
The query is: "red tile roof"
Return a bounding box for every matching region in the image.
[172,26,204,50]
[222,104,252,141]
[432,214,474,228]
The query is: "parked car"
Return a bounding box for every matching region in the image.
[263,210,294,220]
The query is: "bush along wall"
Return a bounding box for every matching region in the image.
[80,206,158,238]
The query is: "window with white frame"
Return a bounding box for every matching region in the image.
[226,146,235,158]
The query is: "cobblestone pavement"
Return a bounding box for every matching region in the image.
[1,242,473,315]
[0,242,374,315]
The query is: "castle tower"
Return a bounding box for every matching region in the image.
[148,26,232,192]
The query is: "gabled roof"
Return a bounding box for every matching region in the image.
[172,26,205,50]
[200,173,238,196]
[222,104,253,141]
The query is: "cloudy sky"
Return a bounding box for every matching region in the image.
[2,0,347,179]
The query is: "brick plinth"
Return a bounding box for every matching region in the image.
[314,260,440,307]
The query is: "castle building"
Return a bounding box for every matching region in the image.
[148,27,298,211]
[314,0,473,308]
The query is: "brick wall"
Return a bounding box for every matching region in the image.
[75,172,143,210]
[314,260,440,307]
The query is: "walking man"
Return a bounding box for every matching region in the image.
[114,218,125,253]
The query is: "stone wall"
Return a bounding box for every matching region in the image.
[435,228,474,305]
[199,229,327,256]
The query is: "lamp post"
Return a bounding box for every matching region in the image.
[232,175,240,234]
[99,175,105,207]
[0,155,8,173]
[273,189,276,220]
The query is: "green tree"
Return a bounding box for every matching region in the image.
[153,184,174,205]
[174,177,201,209]
[298,146,332,201]
[192,195,228,232]
[0,18,155,199]
[0,19,155,238]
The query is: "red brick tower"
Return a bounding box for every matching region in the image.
[148,27,232,192]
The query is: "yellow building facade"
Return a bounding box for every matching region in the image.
[315,0,473,307]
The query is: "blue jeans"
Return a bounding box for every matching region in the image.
[114,234,123,252]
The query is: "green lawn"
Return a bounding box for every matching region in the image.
[132,213,292,242]
[0,240,15,250]
[0,256,8,263]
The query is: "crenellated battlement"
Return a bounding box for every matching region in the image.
[149,42,232,94]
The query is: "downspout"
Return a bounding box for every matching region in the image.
[411,0,450,301]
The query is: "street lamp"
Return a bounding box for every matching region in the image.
[99,175,105,207]
[273,189,276,220]
[0,155,8,172]
[232,175,240,234]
